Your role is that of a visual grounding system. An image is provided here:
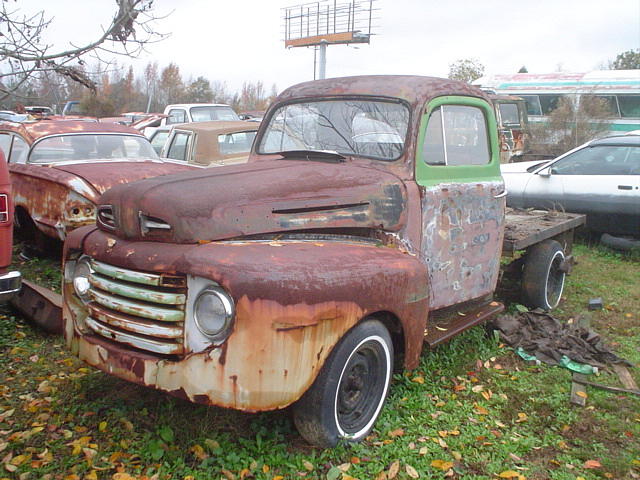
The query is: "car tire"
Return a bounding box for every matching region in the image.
[522,240,566,310]
[292,319,393,448]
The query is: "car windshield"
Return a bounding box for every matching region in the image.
[190,106,240,122]
[29,134,159,163]
[258,99,410,161]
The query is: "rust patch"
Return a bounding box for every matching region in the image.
[421,181,505,309]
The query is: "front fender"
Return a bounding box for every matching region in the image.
[67,232,428,411]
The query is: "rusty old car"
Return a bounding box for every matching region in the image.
[0,119,195,249]
[62,75,584,447]
[158,120,259,166]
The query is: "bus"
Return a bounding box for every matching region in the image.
[474,70,640,135]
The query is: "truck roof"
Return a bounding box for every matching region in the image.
[276,75,489,107]
[164,103,233,109]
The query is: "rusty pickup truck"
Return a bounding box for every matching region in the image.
[62,76,584,447]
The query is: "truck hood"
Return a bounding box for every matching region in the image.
[99,159,407,243]
[53,161,194,198]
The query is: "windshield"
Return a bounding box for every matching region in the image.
[29,134,159,163]
[190,106,240,122]
[258,99,410,161]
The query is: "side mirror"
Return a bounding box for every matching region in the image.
[537,167,551,177]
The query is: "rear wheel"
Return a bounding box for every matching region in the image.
[522,240,566,310]
[292,319,393,447]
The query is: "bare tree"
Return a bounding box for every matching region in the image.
[0,0,167,103]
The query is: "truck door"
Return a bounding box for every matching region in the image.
[415,96,505,310]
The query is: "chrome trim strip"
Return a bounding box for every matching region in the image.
[86,317,183,355]
[89,304,183,339]
[89,273,186,305]
[89,289,184,322]
[91,260,162,286]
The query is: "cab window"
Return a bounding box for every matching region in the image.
[167,109,187,125]
[0,134,11,159]
[166,132,190,161]
[9,136,28,164]
[422,105,490,166]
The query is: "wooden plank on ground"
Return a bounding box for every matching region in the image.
[612,363,639,391]
[570,373,588,406]
[570,315,591,406]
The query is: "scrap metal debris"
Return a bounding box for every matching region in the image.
[490,310,631,370]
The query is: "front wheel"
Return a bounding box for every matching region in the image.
[292,319,393,447]
[522,240,566,310]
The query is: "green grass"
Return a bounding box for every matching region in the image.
[0,242,638,480]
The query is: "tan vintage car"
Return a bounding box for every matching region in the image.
[157,120,259,166]
[0,119,194,247]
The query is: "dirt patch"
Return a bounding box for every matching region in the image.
[520,446,561,479]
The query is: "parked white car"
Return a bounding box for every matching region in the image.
[502,135,640,236]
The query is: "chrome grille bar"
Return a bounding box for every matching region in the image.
[85,258,186,355]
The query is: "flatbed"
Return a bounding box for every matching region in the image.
[503,209,586,256]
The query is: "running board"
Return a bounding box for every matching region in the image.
[424,301,504,348]
[11,279,63,334]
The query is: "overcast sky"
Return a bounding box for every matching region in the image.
[23,0,640,93]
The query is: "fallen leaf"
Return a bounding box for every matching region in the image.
[338,463,351,472]
[431,460,453,471]
[388,429,405,438]
[412,376,425,384]
[497,471,525,479]
[584,460,602,469]
[419,447,428,455]
[303,460,314,471]
[387,460,400,479]
[406,465,419,478]
[452,451,462,461]
[98,422,107,432]
[516,412,528,423]
[190,444,208,460]
[221,469,235,480]
[576,391,588,399]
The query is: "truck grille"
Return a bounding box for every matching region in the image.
[85,259,186,355]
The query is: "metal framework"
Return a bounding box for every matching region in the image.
[283,1,377,79]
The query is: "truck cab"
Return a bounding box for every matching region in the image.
[162,103,240,126]
[62,76,571,447]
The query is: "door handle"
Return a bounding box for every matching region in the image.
[494,190,508,198]
[618,185,632,190]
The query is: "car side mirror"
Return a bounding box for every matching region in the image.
[537,167,551,177]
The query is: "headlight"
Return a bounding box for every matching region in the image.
[194,286,235,341]
[73,256,92,303]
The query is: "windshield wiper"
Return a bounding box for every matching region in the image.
[276,149,346,163]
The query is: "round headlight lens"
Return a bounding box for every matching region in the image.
[73,256,92,303]
[194,286,234,340]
